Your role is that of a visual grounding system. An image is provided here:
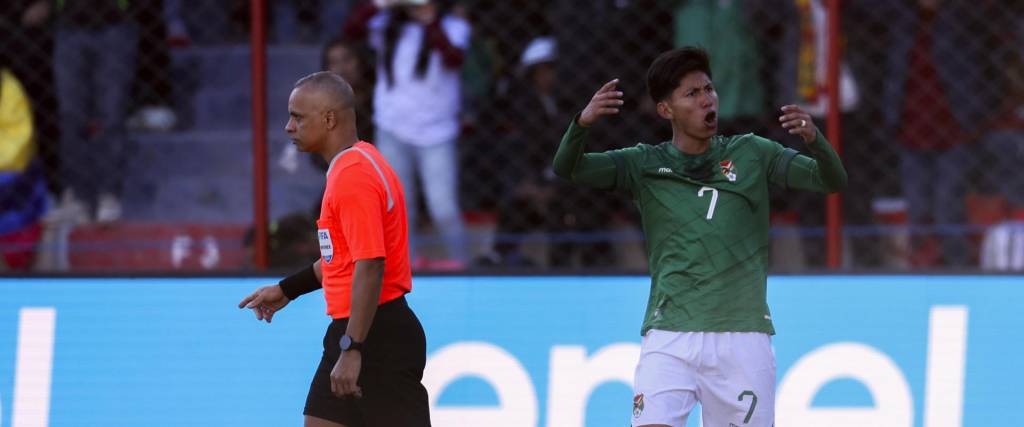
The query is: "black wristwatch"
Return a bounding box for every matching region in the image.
[339,335,365,353]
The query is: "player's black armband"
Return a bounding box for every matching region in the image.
[770,148,800,189]
[278,264,321,300]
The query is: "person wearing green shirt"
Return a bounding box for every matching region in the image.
[553,47,846,427]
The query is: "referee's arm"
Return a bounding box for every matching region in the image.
[345,257,385,345]
[331,257,384,397]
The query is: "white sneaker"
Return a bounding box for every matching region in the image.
[43,190,91,224]
[95,194,122,223]
[127,105,177,132]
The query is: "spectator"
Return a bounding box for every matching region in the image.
[882,0,1002,267]
[53,0,140,223]
[978,12,1024,216]
[457,0,550,213]
[0,1,61,201]
[671,0,769,135]
[219,0,356,44]
[977,8,1024,271]
[548,0,673,268]
[789,0,859,121]
[127,0,180,133]
[0,66,49,271]
[322,36,375,143]
[477,37,562,267]
[343,0,471,269]
[771,0,863,268]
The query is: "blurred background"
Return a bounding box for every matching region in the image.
[3,2,1023,426]
[1,0,1023,275]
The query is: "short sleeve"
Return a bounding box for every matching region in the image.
[335,168,387,260]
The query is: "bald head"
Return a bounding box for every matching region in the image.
[286,71,359,155]
[293,71,355,112]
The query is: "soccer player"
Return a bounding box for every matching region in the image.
[238,71,431,427]
[552,47,847,426]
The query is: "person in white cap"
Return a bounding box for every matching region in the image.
[481,36,563,266]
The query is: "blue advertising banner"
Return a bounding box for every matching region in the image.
[0,276,1020,427]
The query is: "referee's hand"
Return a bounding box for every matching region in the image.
[331,351,363,399]
[238,285,290,323]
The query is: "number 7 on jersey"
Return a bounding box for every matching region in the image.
[698,186,718,220]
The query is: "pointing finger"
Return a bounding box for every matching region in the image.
[244,292,265,309]
[238,292,259,309]
[597,78,619,94]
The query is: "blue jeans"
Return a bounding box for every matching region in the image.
[54,24,138,205]
[899,145,971,266]
[980,130,1024,208]
[375,129,467,263]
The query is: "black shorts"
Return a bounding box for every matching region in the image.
[303,296,431,426]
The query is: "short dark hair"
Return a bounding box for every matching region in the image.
[646,47,712,102]
[294,71,355,110]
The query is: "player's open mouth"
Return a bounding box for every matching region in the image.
[703,111,717,127]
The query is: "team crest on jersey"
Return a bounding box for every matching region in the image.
[318,229,334,263]
[720,160,737,181]
[633,393,645,418]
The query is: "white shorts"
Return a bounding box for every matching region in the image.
[631,330,775,427]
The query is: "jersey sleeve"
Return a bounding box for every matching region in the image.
[552,114,640,192]
[749,134,799,188]
[334,166,387,261]
[788,130,847,192]
[604,145,644,193]
[754,132,847,193]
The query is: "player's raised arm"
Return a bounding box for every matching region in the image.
[552,79,625,190]
[578,79,624,127]
[776,104,848,193]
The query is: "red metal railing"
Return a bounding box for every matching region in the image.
[250,0,269,269]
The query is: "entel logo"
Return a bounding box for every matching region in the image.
[422,306,968,427]
[3,306,967,427]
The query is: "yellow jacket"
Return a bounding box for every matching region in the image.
[0,68,35,173]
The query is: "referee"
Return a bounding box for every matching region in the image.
[238,71,431,427]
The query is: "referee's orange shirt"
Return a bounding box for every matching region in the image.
[317,141,411,319]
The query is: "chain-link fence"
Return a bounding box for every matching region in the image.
[1,0,1022,273]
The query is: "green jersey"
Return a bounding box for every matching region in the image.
[552,117,846,335]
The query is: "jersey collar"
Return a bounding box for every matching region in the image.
[326,143,358,177]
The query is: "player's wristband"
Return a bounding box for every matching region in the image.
[278,264,320,300]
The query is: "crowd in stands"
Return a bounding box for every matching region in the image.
[1,0,1022,272]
